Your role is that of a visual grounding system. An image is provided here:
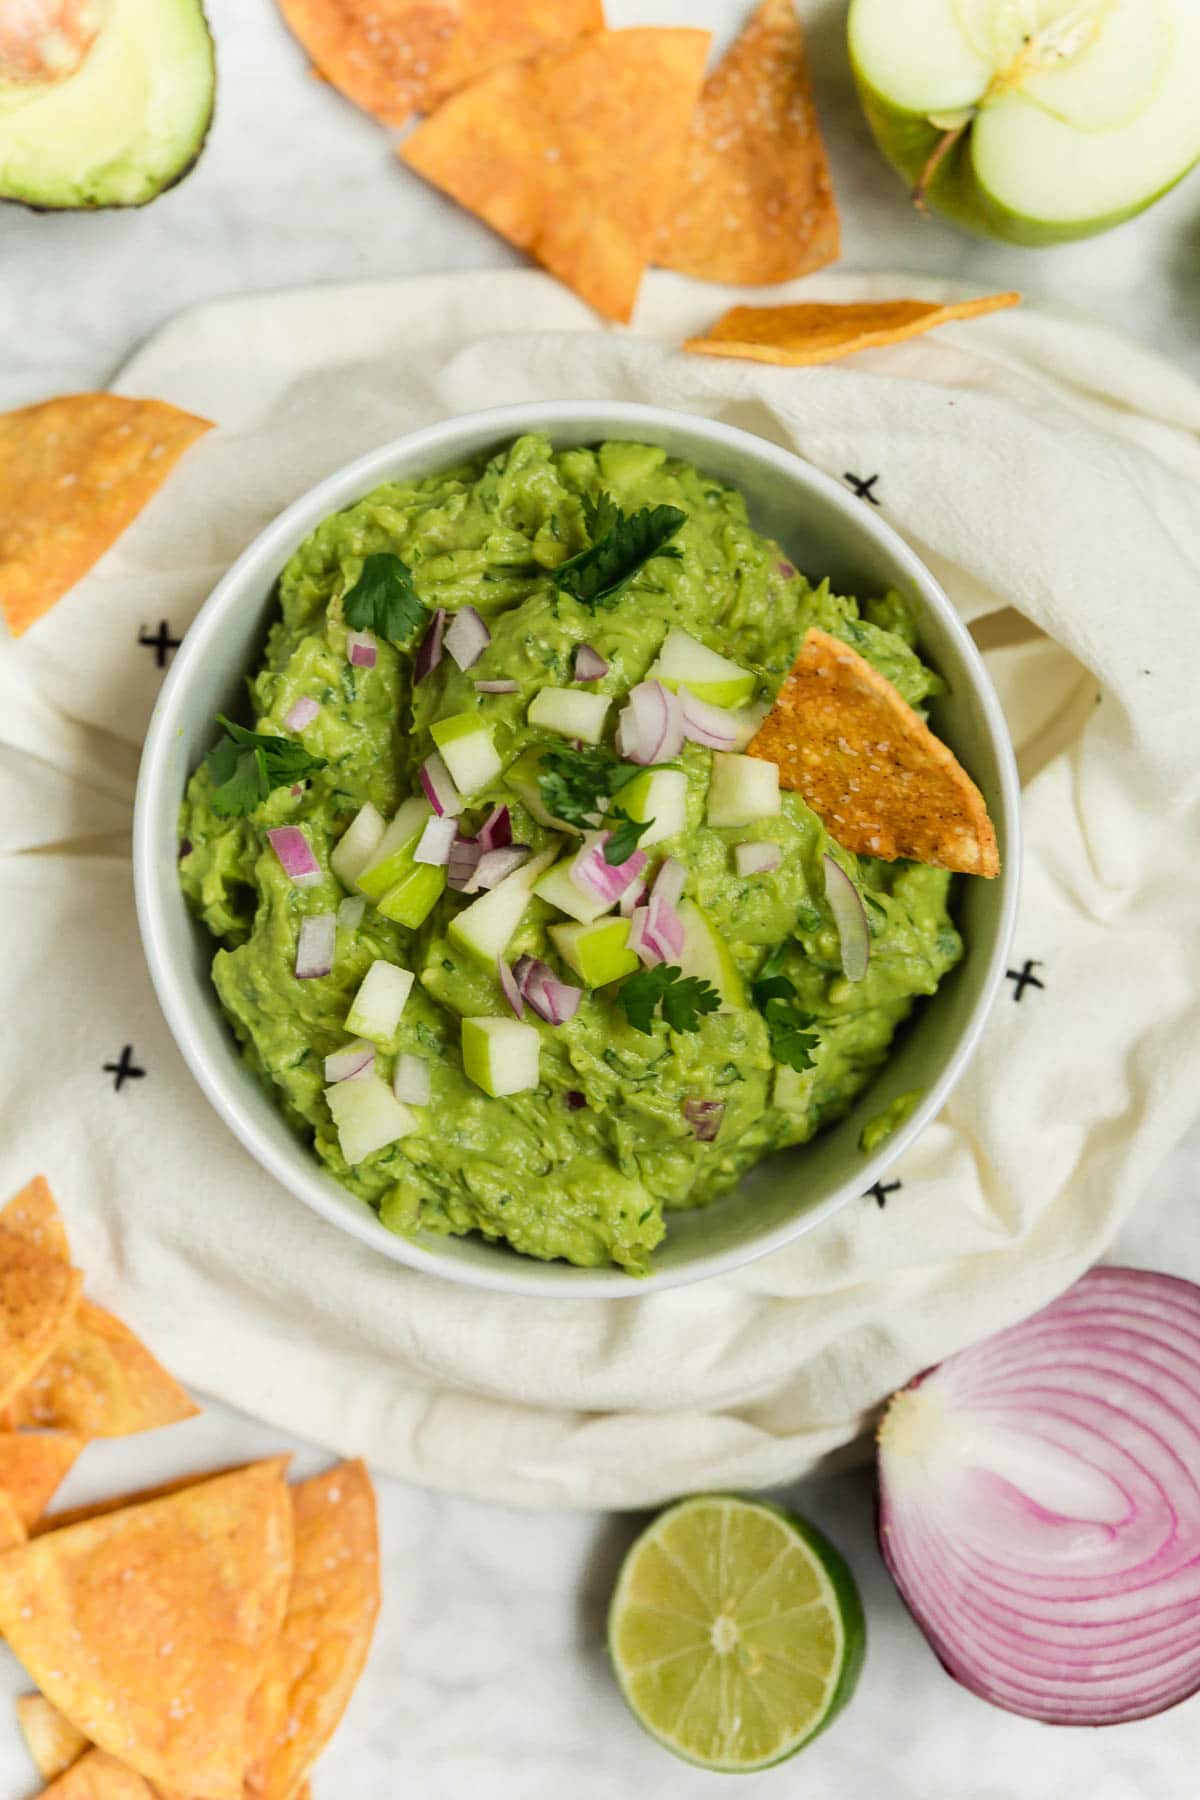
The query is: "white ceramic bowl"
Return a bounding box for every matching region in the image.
[135,401,1020,1299]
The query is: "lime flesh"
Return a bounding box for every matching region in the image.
[608,1496,865,1772]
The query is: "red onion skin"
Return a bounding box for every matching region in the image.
[413,608,446,682]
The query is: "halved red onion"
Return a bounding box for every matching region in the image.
[615,680,684,765]
[472,846,529,890]
[295,912,336,980]
[682,1098,724,1141]
[619,876,647,919]
[650,856,685,908]
[337,895,365,930]
[414,608,446,682]
[414,814,458,866]
[498,958,525,1019]
[477,804,513,850]
[444,605,491,671]
[645,893,685,962]
[392,1053,431,1106]
[266,826,322,888]
[419,751,463,819]
[735,841,782,877]
[324,1039,376,1083]
[679,688,739,751]
[822,853,870,982]
[346,630,378,669]
[574,643,609,682]
[513,956,581,1026]
[447,834,483,891]
[474,679,520,695]
[570,833,648,907]
[878,1267,1200,1726]
[284,696,319,732]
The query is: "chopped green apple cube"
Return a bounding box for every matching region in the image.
[330,800,386,889]
[534,858,613,925]
[550,917,640,988]
[346,959,415,1046]
[376,862,447,928]
[648,628,756,709]
[449,846,558,964]
[325,1074,417,1165]
[620,768,689,848]
[354,797,431,899]
[678,901,745,1009]
[430,712,503,796]
[706,751,780,828]
[527,686,611,744]
[461,1016,540,1097]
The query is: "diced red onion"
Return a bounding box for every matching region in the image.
[324,1039,376,1083]
[651,857,685,908]
[289,784,304,798]
[574,643,609,681]
[679,688,739,750]
[414,814,458,866]
[822,853,870,982]
[615,680,684,765]
[413,608,446,682]
[564,1089,587,1111]
[513,956,581,1026]
[294,912,336,980]
[682,1098,724,1141]
[878,1267,1200,1726]
[475,679,520,695]
[447,835,483,892]
[444,605,491,672]
[570,833,648,907]
[735,841,782,877]
[419,752,463,819]
[619,877,647,919]
[392,1053,431,1106]
[627,907,662,968]
[498,958,525,1019]
[477,804,513,851]
[267,826,322,888]
[472,846,530,890]
[337,895,365,930]
[284,696,319,732]
[346,630,377,670]
[646,894,685,962]
[777,559,796,578]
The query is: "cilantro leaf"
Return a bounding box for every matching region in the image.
[554,493,685,610]
[617,965,720,1037]
[343,552,426,645]
[206,715,327,819]
[535,744,663,831]
[751,949,821,1073]
[604,809,652,865]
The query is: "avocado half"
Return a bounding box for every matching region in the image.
[0,0,215,209]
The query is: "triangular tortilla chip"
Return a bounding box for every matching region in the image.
[0,1458,294,1800]
[749,627,1000,875]
[0,1487,28,1551]
[16,1692,89,1781]
[35,1464,248,1536]
[4,1300,199,1438]
[684,291,1021,365]
[34,1748,156,1798]
[0,393,212,639]
[657,0,838,285]
[277,0,604,126]
[402,28,712,323]
[2,1176,71,1264]
[0,1433,86,1529]
[0,1227,82,1412]
[244,1461,380,1800]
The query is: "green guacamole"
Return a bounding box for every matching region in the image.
[181,435,962,1274]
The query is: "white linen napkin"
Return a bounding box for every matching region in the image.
[2,268,1198,1508]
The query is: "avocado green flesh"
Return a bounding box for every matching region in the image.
[0,0,215,208]
[180,435,963,1275]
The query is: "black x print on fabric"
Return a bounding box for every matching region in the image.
[843,472,881,505]
[138,620,182,668]
[1006,959,1045,1002]
[103,1045,145,1091]
[865,1179,902,1209]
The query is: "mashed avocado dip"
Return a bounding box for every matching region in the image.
[180,435,963,1274]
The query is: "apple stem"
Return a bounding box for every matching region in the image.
[912,122,969,215]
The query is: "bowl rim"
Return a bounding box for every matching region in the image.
[134,399,1021,1299]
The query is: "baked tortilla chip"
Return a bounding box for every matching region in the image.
[0,394,212,639]
[276,0,603,127]
[34,1748,155,1798]
[657,0,838,285]
[749,627,999,876]
[0,1228,82,1413]
[35,1464,247,1536]
[244,1461,380,1800]
[0,1487,27,1551]
[4,1300,199,1438]
[16,1693,89,1781]
[2,1176,71,1265]
[0,1458,293,1800]
[402,28,712,323]
[684,291,1021,366]
[0,1433,86,1529]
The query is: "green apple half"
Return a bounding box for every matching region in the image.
[849,0,1200,244]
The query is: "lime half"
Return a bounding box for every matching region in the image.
[608,1495,865,1772]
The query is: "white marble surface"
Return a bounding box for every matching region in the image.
[3,1,1199,1794]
